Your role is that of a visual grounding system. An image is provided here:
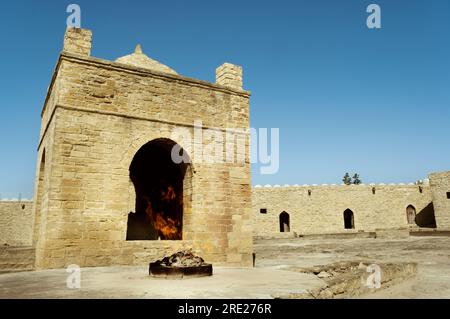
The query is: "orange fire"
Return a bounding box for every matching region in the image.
[154,214,181,240]
[161,185,176,202]
[144,186,181,240]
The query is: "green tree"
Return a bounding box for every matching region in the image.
[343,173,352,185]
[353,174,362,185]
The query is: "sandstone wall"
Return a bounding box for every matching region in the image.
[252,184,433,237]
[0,201,33,246]
[429,171,450,229]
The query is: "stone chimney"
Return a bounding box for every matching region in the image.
[63,27,92,56]
[216,63,243,90]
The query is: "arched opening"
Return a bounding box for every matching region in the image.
[406,205,417,225]
[344,209,355,229]
[126,139,191,241]
[279,212,290,232]
[33,150,45,245]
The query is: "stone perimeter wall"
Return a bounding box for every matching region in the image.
[2,172,450,261]
[0,201,33,246]
[252,184,434,237]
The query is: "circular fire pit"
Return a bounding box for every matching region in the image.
[149,250,213,279]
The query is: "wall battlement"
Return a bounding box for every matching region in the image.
[254,182,427,189]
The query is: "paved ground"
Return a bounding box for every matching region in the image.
[0,266,324,299]
[254,235,450,298]
[1,236,450,298]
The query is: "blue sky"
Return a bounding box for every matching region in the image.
[0,0,449,198]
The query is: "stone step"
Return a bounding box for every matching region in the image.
[298,231,377,240]
[410,230,450,237]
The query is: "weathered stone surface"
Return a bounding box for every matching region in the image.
[116,44,178,75]
[63,27,92,56]
[0,246,35,274]
[216,63,243,90]
[252,183,445,237]
[0,201,33,246]
[256,236,450,299]
[317,271,332,278]
[276,261,417,299]
[30,27,253,270]
[429,171,450,229]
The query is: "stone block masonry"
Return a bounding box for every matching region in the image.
[0,200,33,246]
[252,182,440,237]
[63,28,92,56]
[216,63,243,90]
[31,27,253,269]
[430,171,450,229]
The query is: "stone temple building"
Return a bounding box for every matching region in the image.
[0,27,450,272]
[1,27,253,270]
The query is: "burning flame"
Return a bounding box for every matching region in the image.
[154,214,180,240]
[161,185,176,202]
[144,186,181,240]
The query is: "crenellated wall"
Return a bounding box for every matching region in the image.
[2,172,450,253]
[252,183,435,237]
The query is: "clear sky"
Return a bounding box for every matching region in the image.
[0,0,449,199]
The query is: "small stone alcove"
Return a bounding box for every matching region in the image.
[279,211,290,232]
[406,205,417,225]
[344,209,355,229]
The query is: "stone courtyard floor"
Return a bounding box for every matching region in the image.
[254,235,450,298]
[1,236,450,298]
